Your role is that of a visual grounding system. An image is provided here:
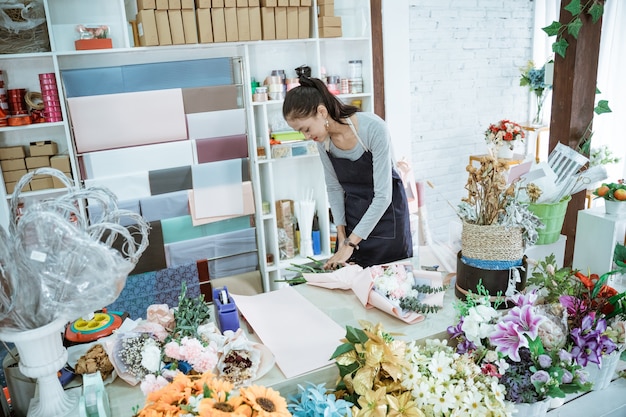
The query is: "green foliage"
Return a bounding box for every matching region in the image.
[542,0,605,58]
[453,280,503,318]
[527,254,582,304]
[170,281,211,340]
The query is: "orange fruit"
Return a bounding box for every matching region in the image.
[614,188,626,201]
[596,185,610,197]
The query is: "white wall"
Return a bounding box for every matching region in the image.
[403,0,534,242]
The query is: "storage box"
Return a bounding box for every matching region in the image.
[29,140,58,157]
[137,9,160,46]
[318,15,341,27]
[277,0,288,5]
[3,169,27,183]
[181,9,198,43]
[212,7,227,42]
[317,0,333,4]
[318,3,333,16]
[224,7,238,42]
[25,156,50,169]
[300,0,310,5]
[0,146,25,160]
[237,7,250,41]
[4,181,30,194]
[50,154,71,172]
[260,7,275,40]
[137,0,156,9]
[248,0,259,5]
[169,0,181,8]
[1,158,25,171]
[181,0,194,8]
[261,0,276,6]
[274,6,287,40]
[224,0,236,6]
[195,0,210,7]
[318,25,341,38]
[156,0,169,9]
[212,0,224,6]
[168,10,185,44]
[52,172,73,189]
[298,6,309,38]
[74,38,113,50]
[286,6,298,39]
[236,0,248,6]
[196,8,213,42]
[289,0,299,5]
[249,6,262,40]
[155,10,173,45]
[29,177,54,191]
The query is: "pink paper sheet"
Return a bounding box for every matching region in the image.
[303,263,445,324]
[230,286,345,379]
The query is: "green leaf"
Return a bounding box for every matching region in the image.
[588,3,604,23]
[594,100,612,115]
[553,38,569,58]
[542,21,562,37]
[564,0,581,17]
[330,342,355,359]
[614,243,626,268]
[567,17,583,39]
[344,325,368,344]
[527,336,544,357]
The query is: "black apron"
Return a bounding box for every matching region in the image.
[328,145,412,267]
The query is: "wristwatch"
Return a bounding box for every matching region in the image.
[343,238,359,250]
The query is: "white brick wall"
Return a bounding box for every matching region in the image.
[408,0,535,243]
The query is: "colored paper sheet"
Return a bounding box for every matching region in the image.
[192,160,243,218]
[139,190,190,222]
[186,109,246,140]
[84,172,151,203]
[188,181,255,226]
[207,252,258,278]
[182,85,239,114]
[231,286,345,379]
[148,165,193,195]
[195,134,249,163]
[160,215,252,244]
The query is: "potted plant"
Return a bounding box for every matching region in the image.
[592,179,626,214]
[484,119,525,159]
[520,61,551,126]
[456,152,542,301]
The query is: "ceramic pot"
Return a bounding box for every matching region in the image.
[498,145,515,159]
[584,349,622,391]
[605,200,626,215]
[512,398,551,417]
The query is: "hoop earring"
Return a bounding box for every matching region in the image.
[325,119,329,131]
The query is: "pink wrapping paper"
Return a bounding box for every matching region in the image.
[303,263,445,324]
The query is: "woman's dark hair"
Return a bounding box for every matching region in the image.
[282,76,359,125]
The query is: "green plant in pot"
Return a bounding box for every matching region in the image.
[456,152,542,303]
[593,179,626,214]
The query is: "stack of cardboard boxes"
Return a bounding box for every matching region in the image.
[0,141,73,194]
[317,0,341,38]
[136,0,313,46]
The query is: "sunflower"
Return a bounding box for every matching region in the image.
[198,395,253,417]
[239,385,291,417]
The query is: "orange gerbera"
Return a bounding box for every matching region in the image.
[239,385,291,417]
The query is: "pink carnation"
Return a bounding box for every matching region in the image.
[164,341,182,359]
[140,374,169,395]
[179,337,203,360]
[189,348,218,373]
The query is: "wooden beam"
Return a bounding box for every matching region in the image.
[549,3,603,266]
[370,0,385,119]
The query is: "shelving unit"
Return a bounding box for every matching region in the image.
[0,0,374,292]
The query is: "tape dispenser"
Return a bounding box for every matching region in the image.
[212,286,240,333]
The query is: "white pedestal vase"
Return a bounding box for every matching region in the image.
[584,350,622,391]
[512,398,551,417]
[0,319,80,417]
[497,145,515,159]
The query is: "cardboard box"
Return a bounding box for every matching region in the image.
[237,7,250,41]
[74,38,113,50]
[274,6,287,40]
[137,9,159,46]
[211,7,227,42]
[260,7,275,40]
[286,6,298,39]
[155,10,173,45]
[195,0,210,7]
[318,25,341,38]
[289,0,298,5]
[317,0,333,4]
[29,140,58,157]
[224,7,238,42]
[318,3,333,16]
[224,0,236,6]
[0,146,25,160]
[50,154,71,172]
[3,169,27,183]
[181,0,194,8]
[300,0,310,5]
[29,177,54,191]
[1,158,25,171]
[248,0,259,5]
[298,6,309,38]
[196,8,213,42]
[236,0,248,6]
[168,10,185,44]
[181,9,198,43]
[25,156,50,169]
[52,172,73,189]
[156,0,169,9]
[137,0,156,9]
[249,6,262,40]
[169,0,181,8]
[277,0,288,5]
[261,0,276,6]
[4,181,30,194]
[212,0,224,6]
[318,15,341,27]
[275,199,295,259]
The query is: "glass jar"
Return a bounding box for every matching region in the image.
[348,60,362,79]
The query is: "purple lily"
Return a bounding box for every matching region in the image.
[559,295,588,316]
[490,320,528,362]
[501,304,545,341]
[509,290,538,307]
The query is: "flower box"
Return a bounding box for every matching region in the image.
[74,38,112,50]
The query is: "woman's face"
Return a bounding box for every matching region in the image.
[286,109,327,142]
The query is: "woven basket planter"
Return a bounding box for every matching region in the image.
[461,221,524,262]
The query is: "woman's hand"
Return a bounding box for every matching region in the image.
[323,243,354,270]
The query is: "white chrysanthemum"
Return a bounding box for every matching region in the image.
[428,350,455,381]
[140,339,162,373]
[431,384,457,415]
[462,390,488,417]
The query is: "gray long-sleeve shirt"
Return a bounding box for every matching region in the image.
[316,112,397,240]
